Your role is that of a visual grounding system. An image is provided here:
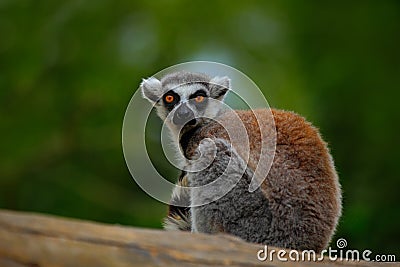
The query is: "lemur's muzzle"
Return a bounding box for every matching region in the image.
[173,103,195,126]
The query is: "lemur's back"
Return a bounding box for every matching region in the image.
[184,108,342,251]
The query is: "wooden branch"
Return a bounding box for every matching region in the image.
[0,209,397,267]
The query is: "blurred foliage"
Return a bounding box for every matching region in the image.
[0,0,399,258]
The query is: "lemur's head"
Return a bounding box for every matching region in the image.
[141,71,230,137]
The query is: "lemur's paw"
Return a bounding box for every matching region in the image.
[192,137,216,163]
[197,138,232,158]
[188,138,233,172]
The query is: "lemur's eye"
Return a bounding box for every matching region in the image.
[195,95,204,103]
[165,95,174,103]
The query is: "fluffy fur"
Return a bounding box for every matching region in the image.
[141,71,342,252]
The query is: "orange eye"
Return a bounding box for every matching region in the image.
[195,95,204,103]
[165,95,174,103]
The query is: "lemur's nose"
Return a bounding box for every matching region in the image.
[173,103,195,125]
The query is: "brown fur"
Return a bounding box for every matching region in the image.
[182,109,341,251]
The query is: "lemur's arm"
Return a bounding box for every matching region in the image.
[187,138,272,244]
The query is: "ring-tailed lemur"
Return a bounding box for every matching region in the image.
[141,71,342,252]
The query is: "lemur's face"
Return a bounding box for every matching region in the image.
[141,71,230,136]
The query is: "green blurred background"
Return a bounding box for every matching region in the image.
[1,0,399,258]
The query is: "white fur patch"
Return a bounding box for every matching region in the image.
[141,77,162,102]
[210,76,230,89]
[171,84,208,101]
[142,77,162,90]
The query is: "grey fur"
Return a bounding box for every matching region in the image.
[189,138,273,243]
[141,71,229,103]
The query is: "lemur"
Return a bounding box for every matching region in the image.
[141,71,342,252]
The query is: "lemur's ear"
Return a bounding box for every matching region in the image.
[209,76,230,100]
[140,77,163,103]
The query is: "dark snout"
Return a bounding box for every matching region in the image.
[173,103,195,126]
